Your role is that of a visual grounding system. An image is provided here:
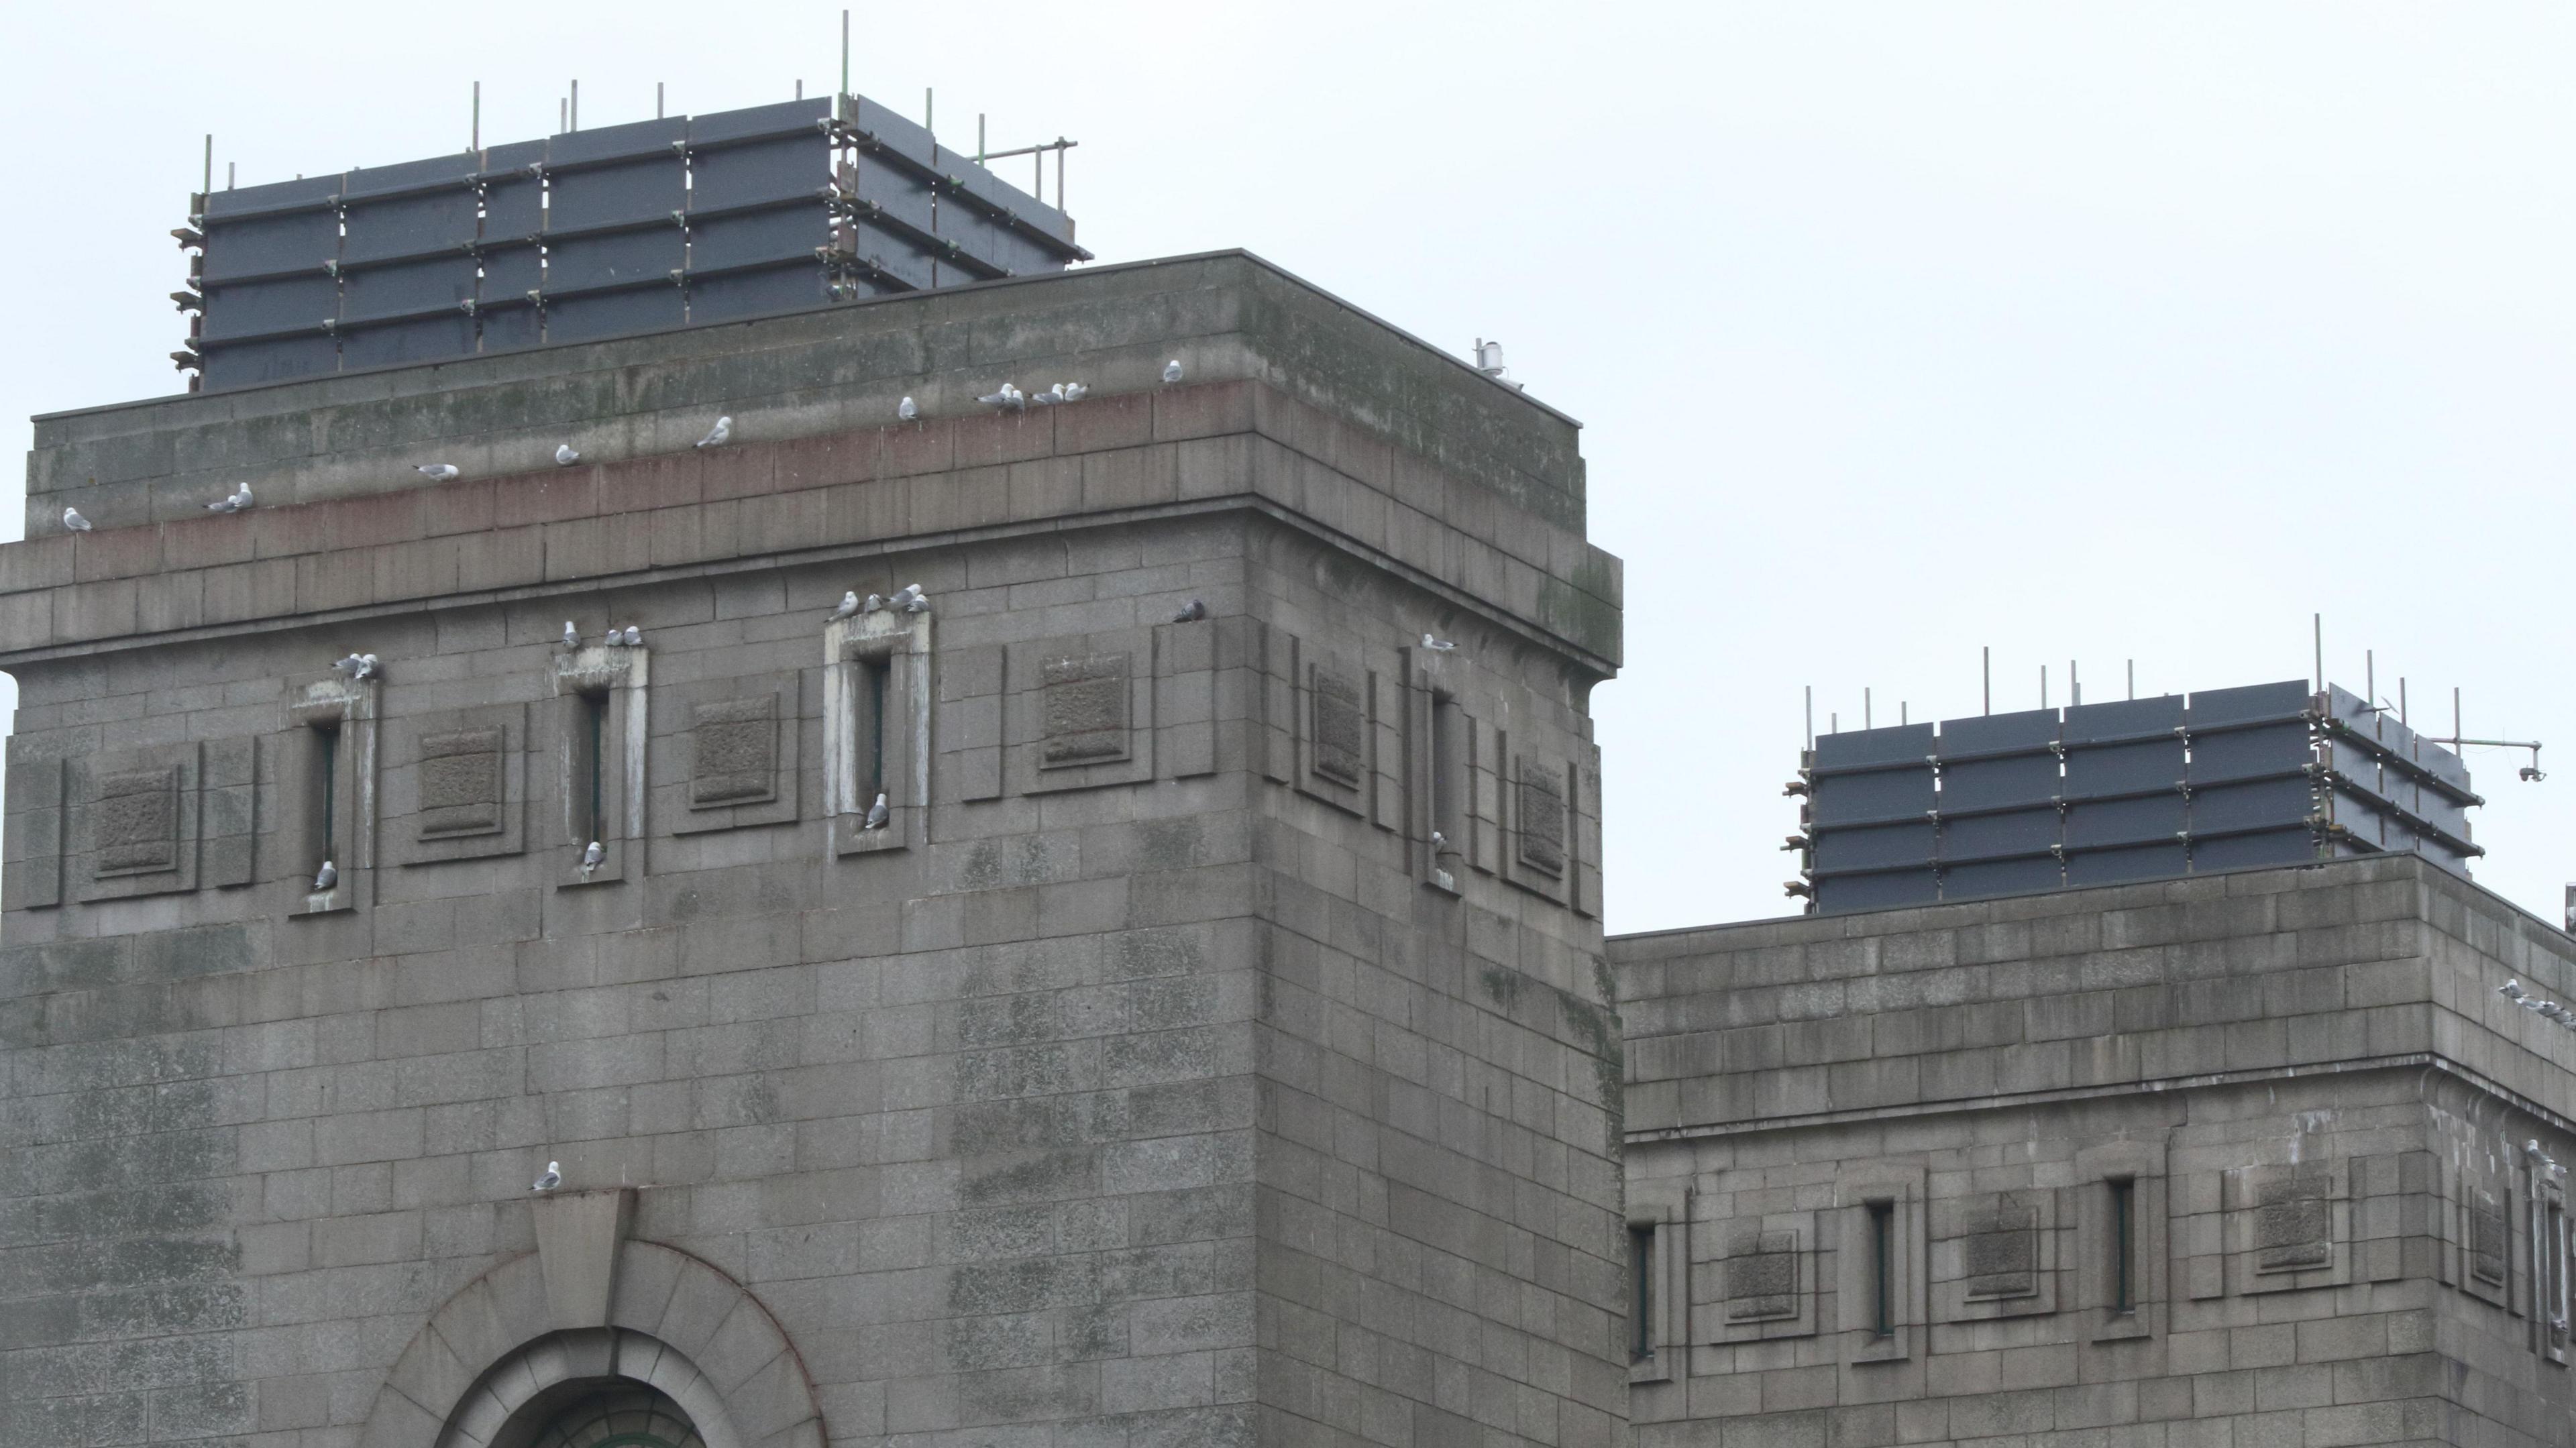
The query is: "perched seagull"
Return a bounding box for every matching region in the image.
[206,482,253,513]
[863,792,890,830]
[1162,359,1185,384]
[1061,382,1087,402]
[694,415,735,449]
[893,583,928,614]
[1431,830,1450,855]
[417,463,460,481]
[562,620,581,649]
[554,443,582,466]
[2502,980,2528,1000]
[332,653,365,677]
[977,383,1026,411]
[621,626,641,647]
[580,840,604,873]
[532,1160,562,1193]
[1172,598,1208,623]
[62,507,92,532]
[898,396,919,422]
[829,590,861,620]
[312,860,337,892]
[1421,634,1456,653]
[1030,384,1065,406]
[604,628,630,649]
[357,653,379,680]
[862,593,885,614]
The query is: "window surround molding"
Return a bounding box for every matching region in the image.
[1836,1160,1926,1365]
[2074,1139,2167,1342]
[548,643,647,888]
[1627,1179,1688,1385]
[287,671,378,916]
[826,609,929,856]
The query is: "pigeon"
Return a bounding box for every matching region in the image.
[830,591,861,620]
[1421,634,1456,653]
[1162,359,1184,384]
[862,593,885,614]
[2502,980,2527,1000]
[417,464,460,481]
[863,792,889,830]
[62,507,91,532]
[694,416,734,449]
[1173,598,1208,623]
[562,621,580,648]
[555,443,582,466]
[898,396,919,422]
[621,626,641,647]
[581,840,604,873]
[1061,382,1087,402]
[312,860,337,892]
[532,1160,562,1193]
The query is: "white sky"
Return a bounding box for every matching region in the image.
[3,3,2568,936]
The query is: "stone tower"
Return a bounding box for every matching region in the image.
[0,253,1626,1448]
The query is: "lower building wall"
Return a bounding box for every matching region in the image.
[1625,1073,2576,1448]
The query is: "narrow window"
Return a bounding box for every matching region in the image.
[861,655,890,801]
[2553,1203,2569,1335]
[309,721,340,871]
[1868,1201,1896,1338]
[1628,1224,1655,1361]
[577,691,608,843]
[2109,1178,2136,1315]
[1430,692,1465,873]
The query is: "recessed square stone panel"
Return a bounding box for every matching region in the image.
[1964,1199,2039,1300]
[2256,1167,2332,1274]
[2471,1194,2508,1288]
[93,768,179,875]
[1309,666,1364,788]
[418,727,506,837]
[1042,654,1132,767]
[1517,763,1568,878]
[1725,1229,1799,1322]
[691,697,779,807]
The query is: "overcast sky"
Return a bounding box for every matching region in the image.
[3,3,2568,935]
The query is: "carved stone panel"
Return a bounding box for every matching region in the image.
[1517,761,1568,878]
[1009,630,1155,796]
[1725,1230,1800,1322]
[1933,1188,2057,1321]
[1042,654,1132,767]
[419,728,506,838]
[691,698,780,807]
[384,704,524,867]
[93,769,179,876]
[1964,1199,2040,1300]
[1310,666,1364,787]
[2471,1192,2508,1288]
[2255,1166,2332,1274]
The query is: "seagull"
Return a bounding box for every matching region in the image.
[1030,384,1065,406]
[898,396,918,422]
[862,593,885,614]
[863,792,889,830]
[554,443,581,466]
[417,464,460,481]
[1421,634,1456,652]
[893,583,928,614]
[1172,598,1208,623]
[2502,980,2527,1000]
[829,591,861,620]
[1162,359,1184,384]
[206,483,253,513]
[977,384,1026,411]
[532,1160,562,1193]
[1431,830,1450,855]
[1061,382,1087,402]
[312,860,337,892]
[621,626,641,647]
[357,653,379,680]
[580,841,604,873]
[62,508,91,532]
[695,416,734,449]
[332,653,364,677]
[604,628,629,648]
[562,621,580,648]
